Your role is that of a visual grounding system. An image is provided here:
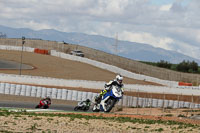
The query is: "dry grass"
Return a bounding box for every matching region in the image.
[0,109,200,133]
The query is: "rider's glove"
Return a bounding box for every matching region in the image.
[100,89,107,96]
[104,84,108,88]
[121,88,124,94]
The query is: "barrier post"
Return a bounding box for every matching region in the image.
[136,89,139,115]
[149,93,152,115]
[19,36,25,75]
[198,96,200,109]
[176,94,180,116]
[191,94,194,116]
[162,92,165,114]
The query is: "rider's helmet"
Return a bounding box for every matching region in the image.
[116,74,123,85]
[86,99,91,103]
[46,97,51,101]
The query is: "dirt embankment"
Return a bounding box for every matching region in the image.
[0,109,200,133]
[0,50,161,86]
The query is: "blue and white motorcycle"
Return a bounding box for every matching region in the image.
[93,85,123,112]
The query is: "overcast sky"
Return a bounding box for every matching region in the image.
[0,0,200,59]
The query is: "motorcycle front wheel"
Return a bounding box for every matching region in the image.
[43,105,49,109]
[83,106,89,111]
[104,98,117,112]
[92,104,100,112]
[35,105,40,108]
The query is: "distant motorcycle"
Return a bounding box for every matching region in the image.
[93,85,123,112]
[35,98,51,109]
[74,101,90,111]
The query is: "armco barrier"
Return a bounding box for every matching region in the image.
[36,87,42,97]
[20,85,26,96]
[46,88,52,97]
[31,86,37,97]
[63,89,68,100]
[2,45,198,90]
[77,91,83,101]
[41,87,47,98]
[82,92,87,101]
[51,50,179,87]
[0,82,5,94]
[52,88,57,99]
[5,83,10,94]
[0,45,179,87]
[0,82,200,108]
[15,85,21,95]
[87,92,93,101]
[25,86,31,96]
[10,84,16,95]
[72,90,78,101]
[91,93,98,103]
[0,73,199,96]
[57,89,62,99]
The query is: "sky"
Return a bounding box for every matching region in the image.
[0,0,200,59]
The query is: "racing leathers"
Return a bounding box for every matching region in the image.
[95,79,124,103]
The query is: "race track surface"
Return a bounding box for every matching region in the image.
[0,100,93,112]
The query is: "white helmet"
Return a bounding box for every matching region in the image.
[116,74,123,85]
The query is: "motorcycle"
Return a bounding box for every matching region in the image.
[74,101,90,111]
[35,99,51,109]
[93,85,123,112]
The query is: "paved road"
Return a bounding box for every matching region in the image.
[0,101,92,112]
[0,60,33,69]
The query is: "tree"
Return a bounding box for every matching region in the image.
[177,60,198,73]
[156,60,172,69]
[189,61,198,72]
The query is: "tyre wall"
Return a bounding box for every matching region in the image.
[0,82,199,109]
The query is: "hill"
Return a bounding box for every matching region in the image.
[1,25,200,65]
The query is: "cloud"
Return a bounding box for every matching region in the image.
[119,31,174,50]
[0,0,200,60]
[160,4,172,11]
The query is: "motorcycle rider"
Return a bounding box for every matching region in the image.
[41,97,51,106]
[78,99,91,108]
[95,74,124,103]
[36,97,51,108]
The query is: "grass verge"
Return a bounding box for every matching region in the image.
[0,108,199,129]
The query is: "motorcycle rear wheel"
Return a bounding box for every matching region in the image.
[74,106,79,111]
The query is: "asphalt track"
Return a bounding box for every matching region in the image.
[0,60,33,69]
[0,101,93,112]
[2,99,200,122]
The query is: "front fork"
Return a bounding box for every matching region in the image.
[100,96,110,112]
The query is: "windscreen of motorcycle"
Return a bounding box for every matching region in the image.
[112,86,122,98]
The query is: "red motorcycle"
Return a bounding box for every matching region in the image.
[35,98,51,109]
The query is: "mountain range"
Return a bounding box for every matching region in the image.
[1,25,200,65]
